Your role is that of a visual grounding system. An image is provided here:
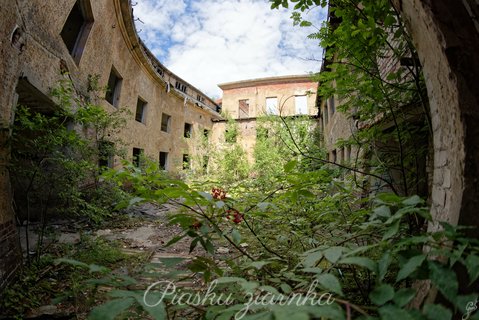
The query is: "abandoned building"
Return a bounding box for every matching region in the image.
[211,75,318,162]
[0,0,478,309]
[0,0,225,289]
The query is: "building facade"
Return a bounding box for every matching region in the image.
[0,0,222,289]
[212,75,318,162]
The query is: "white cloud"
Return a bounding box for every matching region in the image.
[134,0,327,98]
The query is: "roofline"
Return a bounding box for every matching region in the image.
[114,0,222,119]
[213,114,320,122]
[218,74,316,90]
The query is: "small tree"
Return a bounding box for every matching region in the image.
[10,76,128,259]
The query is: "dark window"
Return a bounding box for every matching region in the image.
[105,66,122,107]
[161,113,171,132]
[332,149,337,163]
[184,123,192,138]
[132,148,143,167]
[182,154,190,169]
[196,94,205,106]
[323,104,329,125]
[159,152,168,170]
[60,0,94,64]
[329,97,335,115]
[203,129,210,139]
[135,97,147,123]
[99,140,114,169]
[175,81,187,93]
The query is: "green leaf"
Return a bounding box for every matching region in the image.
[303,250,323,268]
[128,197,144,206]
[257,202,271,211]
[402,195,423,206]
[199,191,213,201]
[232,229,241,245]
[317,273,343,295]
[274,310,309,320]
[378,252,391,282]
[284,160,298,173]
[428,261,458,303]
[378,305,415,320]
[373,205,391,219]
[88,298,135,320]
[54,258,88,269]
[300,21,312,27]
[249,261,272,270]
[383,219,400,240]
[324,246,343,263]
[393,288,416,307]
[465,254,479,283]
[369,284,394,306]
[215,277,246,284]
[396,255,426,282]
[88,264,109,273]
[339,257,377,272]
[215,200,226,209]
[423,303,452,320]
[383,14,396,27]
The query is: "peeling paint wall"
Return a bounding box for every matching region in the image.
[214,75,318,161]
[0,0,221,289]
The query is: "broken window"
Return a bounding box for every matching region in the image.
[266,97,278,115]
[238,99,250,118]
[175,81,187,93]
[105,66,122,107]
[182,154,190,169]
[98,140,114,169]
[159,152,168,170]
[132,148,143,167]
[331,149,337,163]
[323,104,329,126]
[60,0,94,64]
[295,95,308,115]
[135,97,147,123]
[184,123,192,138]
[161,113,171,132]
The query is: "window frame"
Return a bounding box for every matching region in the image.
[105,66,122,108]
[60,0,94,65]
[135,97,147,123]
[161,113,171,133]
[265,97,278,115]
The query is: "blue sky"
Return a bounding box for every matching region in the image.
[133,0,327,98]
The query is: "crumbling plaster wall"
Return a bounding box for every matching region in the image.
[0,0,220,289]
[396,0,479,231]
[221,79,317,118]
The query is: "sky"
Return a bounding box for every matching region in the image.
[133,0,327,98]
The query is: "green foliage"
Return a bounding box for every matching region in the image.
[10,77,128,229]
[273,0,431,198]
[0,234,148,319]
[93,153,478,319]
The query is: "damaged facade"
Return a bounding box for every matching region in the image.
[0,0,222,289]
[212,75,318,162]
